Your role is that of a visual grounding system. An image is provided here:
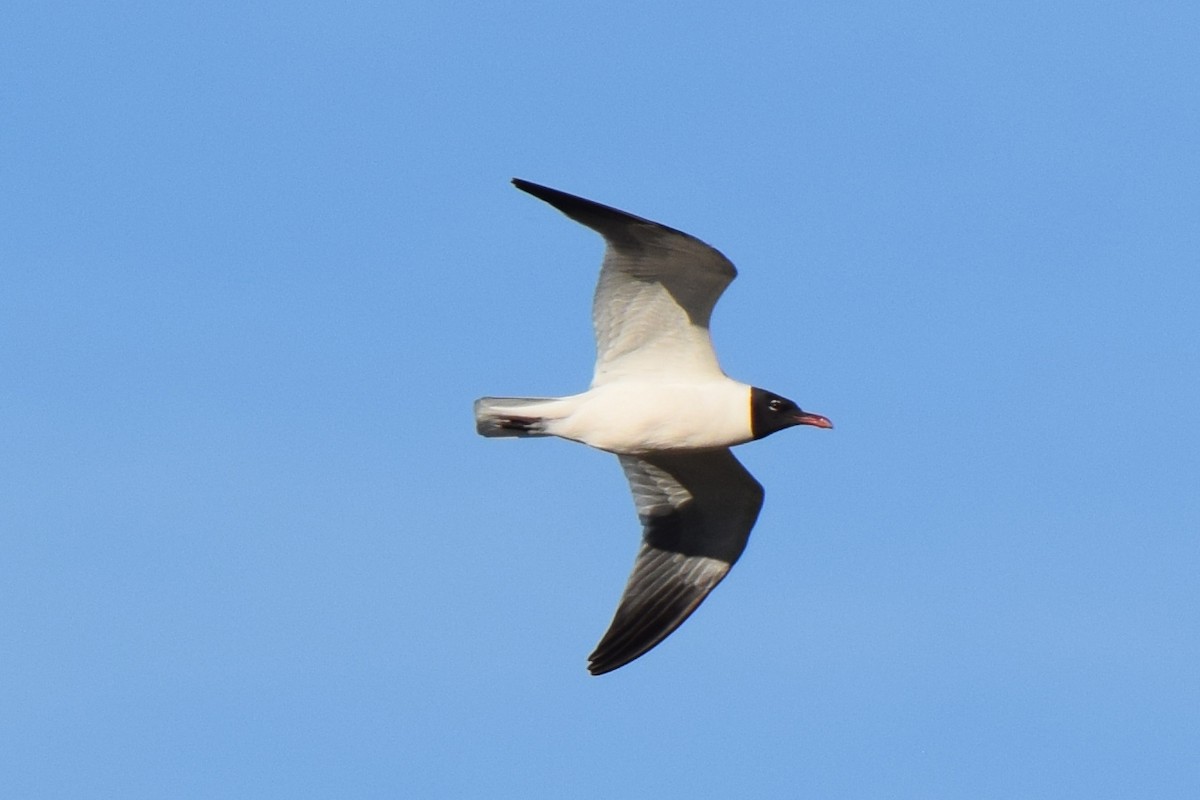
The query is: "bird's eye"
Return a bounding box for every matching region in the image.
[768,399,784,412]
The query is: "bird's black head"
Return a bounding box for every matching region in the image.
[750,387,833,440]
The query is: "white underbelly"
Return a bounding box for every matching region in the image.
[548,381,753,455]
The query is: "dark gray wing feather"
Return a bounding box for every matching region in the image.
[588,449,765,675]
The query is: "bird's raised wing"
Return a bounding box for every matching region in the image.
[512,179,737,385]
[588,449,765,675]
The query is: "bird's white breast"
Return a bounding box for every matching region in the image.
[547,379,754,455]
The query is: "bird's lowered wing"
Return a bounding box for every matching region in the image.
[589,449,765,675]
[512,179,737,385]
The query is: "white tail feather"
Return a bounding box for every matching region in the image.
[474,396,558,438]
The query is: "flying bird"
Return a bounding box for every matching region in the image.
[475,179,832,675]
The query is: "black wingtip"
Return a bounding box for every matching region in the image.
[512,179,591,215]
[511,178,635,219]
[588,648,644,676]
[510,178,680,245]
[511,178,570,205]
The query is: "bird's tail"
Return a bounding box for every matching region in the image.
[474,396,562,438]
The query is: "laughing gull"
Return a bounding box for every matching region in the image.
[475,179,832,675]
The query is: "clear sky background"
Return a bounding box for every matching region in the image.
[3,2,1198,798]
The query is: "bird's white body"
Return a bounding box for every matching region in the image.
[486,379,754,456]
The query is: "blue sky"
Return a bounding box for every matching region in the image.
[3,2,1198,797]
